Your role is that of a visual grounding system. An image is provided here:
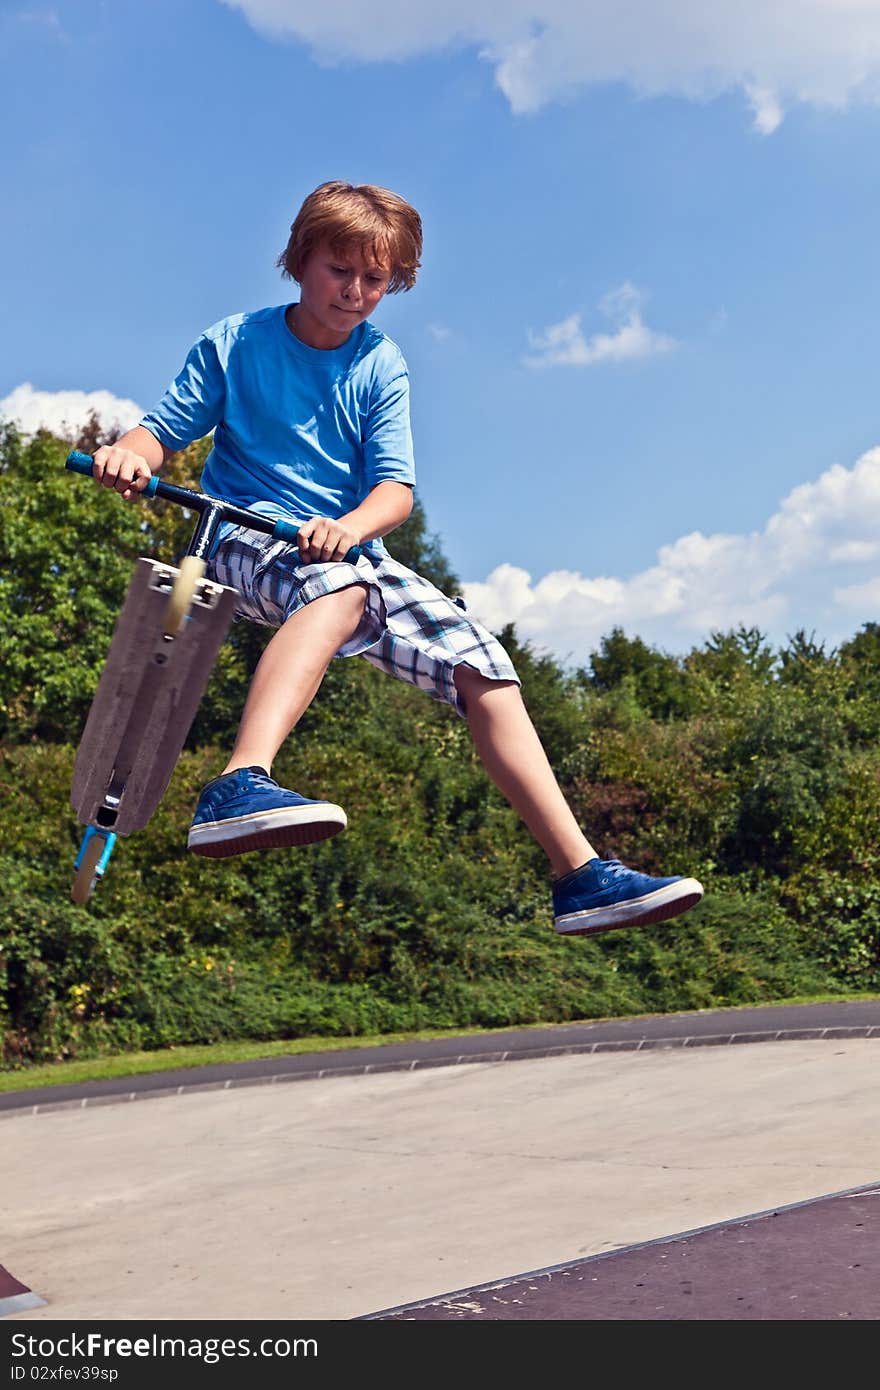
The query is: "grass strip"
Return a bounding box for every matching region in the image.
[2,990,877,1094]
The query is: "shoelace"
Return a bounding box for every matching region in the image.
[247,771,280,792]
[597,858,627,887]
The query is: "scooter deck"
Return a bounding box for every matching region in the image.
[71,558,238,836]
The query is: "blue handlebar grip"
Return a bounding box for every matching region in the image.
[65,449,158,496]
[271,517,362,564]
[272,519,301,544]
[65,450,95,476]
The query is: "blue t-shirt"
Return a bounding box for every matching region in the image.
[140,305,416,558]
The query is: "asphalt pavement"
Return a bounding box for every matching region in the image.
[1,1000,879,1320]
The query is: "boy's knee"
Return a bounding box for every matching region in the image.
[340,581,367,612]
[332,582,368,629]
[453,663,481,691]
[453,663,519,708]
[301,581,367,637]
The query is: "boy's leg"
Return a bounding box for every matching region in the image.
[452,666,596,878]
[453,663,703,934]
[223,584,368,774]
[188,585,367,858]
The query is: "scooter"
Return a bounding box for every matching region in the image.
[64,450,361,903]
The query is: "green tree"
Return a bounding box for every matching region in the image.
[685,625,778,691]
[8,422,880,1067]
[0,426,148,742]
[717,682,850,875]
[778,629,829,686]
[585,627,693,720]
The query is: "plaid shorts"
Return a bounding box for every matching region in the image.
[208,528,520,717]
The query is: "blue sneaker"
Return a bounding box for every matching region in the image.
[553,858,703,936]
[187,766,347,858]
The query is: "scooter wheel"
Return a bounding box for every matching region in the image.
[162,555,207,638]
[71,833,104,905]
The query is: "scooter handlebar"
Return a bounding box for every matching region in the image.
[65,451,362,562]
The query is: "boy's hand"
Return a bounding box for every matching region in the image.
[92,444,154,501]
[296,517,361,564]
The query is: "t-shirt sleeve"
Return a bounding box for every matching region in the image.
[362,369,416,489]
[139,333,225,450]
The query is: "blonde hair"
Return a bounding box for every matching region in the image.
[277,181,422,293]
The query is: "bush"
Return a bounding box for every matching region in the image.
[3,426,879,1070]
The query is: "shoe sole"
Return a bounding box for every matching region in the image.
[188,804,347,859]
[554,878,704,937]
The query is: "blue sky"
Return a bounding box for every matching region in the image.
[5,0,880,662]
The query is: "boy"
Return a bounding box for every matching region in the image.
[90,180,703,937]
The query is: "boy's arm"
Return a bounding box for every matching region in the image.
[296,481,414,564]
[93,331,225,500]
[91,426,174,501]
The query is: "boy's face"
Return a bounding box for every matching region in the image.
[292,239,391,350]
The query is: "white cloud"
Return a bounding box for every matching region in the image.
[829,540,880,565]
[525,282,675,368]
[745,83,785,135]
[13,8,68,41]
[219,1,880,130]
[461,446,880,660]
[0,383,144,439]
[834,576,880,610]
